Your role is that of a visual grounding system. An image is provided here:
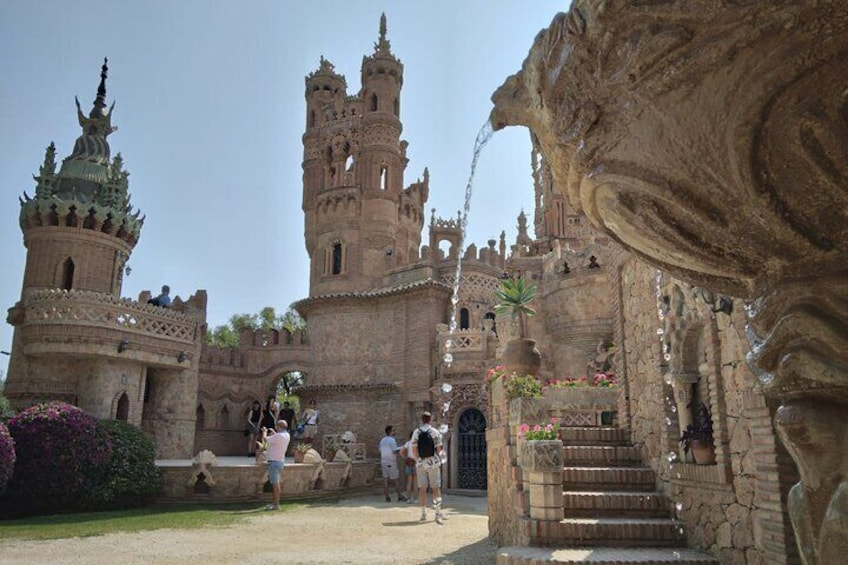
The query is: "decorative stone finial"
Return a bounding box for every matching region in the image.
[375,13,391,52]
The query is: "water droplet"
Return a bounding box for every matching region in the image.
[442,401,451,413]
[668,452,677,462]
[675,502,683,512]
[656,328,664,335]
[451,295,459,305]
[438,424,449,434]
[673,551,681,559]
[665,417,672,426]
[678,527,684,535]
[670,405,677,413]
[676,473,681,479]
[664,353,672,362]
[665,374,672,385]
[441,383,453,394]
[443,353,453,364]
[445,339,453,350]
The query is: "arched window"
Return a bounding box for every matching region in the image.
[332,242,343,275]
[380,165,388,190]
[116,392,129,421]
[217,405,230,429]
[309,109,316,127]
[370,93,378,111]
[345,155,354,171]
[195,404,205,431]
[62,257,75,290]
[393,97,399,116]
[460,308,470,330]
[484,312,497,335]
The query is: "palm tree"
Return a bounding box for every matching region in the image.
[493,277,537,339]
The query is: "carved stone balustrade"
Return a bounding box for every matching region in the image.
[9,288,199,367]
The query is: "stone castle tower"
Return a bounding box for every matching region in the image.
[4,60,206,458]
[302,14,427,296]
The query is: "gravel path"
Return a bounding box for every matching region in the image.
[0,492,496,565]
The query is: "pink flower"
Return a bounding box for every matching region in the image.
[533,425,542,432]
[519,423,530,433]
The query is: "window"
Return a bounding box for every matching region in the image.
[460,308,470,330]
[370,93,378,111]
[380,165,388,190]
[332,242,343,275]
[309,109,316,127]
[484,312,497,335]
[62,257,74,290]
[393,97,399,116]
[195,404,205,430]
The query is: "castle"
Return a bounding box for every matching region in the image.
[3,15,806,562]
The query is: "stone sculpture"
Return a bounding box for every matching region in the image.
[490,2,848,562]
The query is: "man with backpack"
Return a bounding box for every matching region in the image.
[411,411,445,524]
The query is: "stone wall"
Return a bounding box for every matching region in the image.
[618,257,797,564]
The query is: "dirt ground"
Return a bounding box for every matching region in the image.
[0,491,496,565]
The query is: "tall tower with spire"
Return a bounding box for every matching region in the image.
[302,14,428,296]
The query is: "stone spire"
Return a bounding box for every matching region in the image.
[375,12,391,53]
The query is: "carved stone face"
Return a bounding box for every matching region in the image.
[490,2,848,299]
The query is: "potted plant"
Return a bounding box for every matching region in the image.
[323,437,337,462]
[680,403,715,465]
[494,276,542,376]
[294,442,311,464]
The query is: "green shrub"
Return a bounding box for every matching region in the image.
[5,402,112,516]
[93,420,163,508]
[0,422,14,495]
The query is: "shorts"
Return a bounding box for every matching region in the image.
[381,460,399,480]
[268,460,285,485]
[404,464,415,477]
[303,424,318,440]
[416,457,441,489]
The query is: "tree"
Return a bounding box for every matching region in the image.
[204,305,306,348]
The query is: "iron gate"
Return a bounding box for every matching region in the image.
[457,408,487,489]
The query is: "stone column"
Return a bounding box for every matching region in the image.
[521,439,565,521]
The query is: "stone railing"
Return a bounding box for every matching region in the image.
[22,289,198,343]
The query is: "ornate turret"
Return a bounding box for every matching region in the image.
[15,59,142,297]
[302,15,425,296]
[19,58,143,245]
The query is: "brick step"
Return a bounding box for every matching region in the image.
[527,517,686,548]
[563,491,669,518]
[562,445,643,466]
[563,466,656,491]
[496,546,719,565]
[560,427,630,446]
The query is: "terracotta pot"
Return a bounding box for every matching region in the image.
[503,338,542,376]
[325,449,336,462]
[293,450,305,463]
[691,440,716,465]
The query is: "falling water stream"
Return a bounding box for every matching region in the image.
[443,120,495,369]
[437,120,494,437]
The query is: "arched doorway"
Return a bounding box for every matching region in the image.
[116,392,129,421]
[457,408,487,489]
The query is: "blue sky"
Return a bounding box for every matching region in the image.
[0,1,569,377]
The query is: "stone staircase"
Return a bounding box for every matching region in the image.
[497,427,718,565]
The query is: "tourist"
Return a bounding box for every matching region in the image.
[246,400,262,457]
[378,425,407,503]
[261,394,279,430]
[301,399,319,444]
[412,411,445,524]
[147,284,172,307]
[262,420,291,511]
[401,429,417,503]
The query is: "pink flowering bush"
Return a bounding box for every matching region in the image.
[5,402,112,515]
[91,420,162,509]
[546,372,618,389]
[0,421,14,495]
[517,418,561,441]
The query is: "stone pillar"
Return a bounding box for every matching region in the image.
[521,439,565,521]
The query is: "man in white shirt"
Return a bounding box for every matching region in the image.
[412,411,445,524]
[262,420,291,511]
[378,425,407,503]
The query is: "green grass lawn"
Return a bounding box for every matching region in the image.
[0,502,298,540]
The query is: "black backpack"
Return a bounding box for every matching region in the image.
[417,427,436,458]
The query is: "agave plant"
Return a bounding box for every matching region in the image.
[493,277,538,338]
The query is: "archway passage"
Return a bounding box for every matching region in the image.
[116,392,129,421]
[457,408,487,489]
